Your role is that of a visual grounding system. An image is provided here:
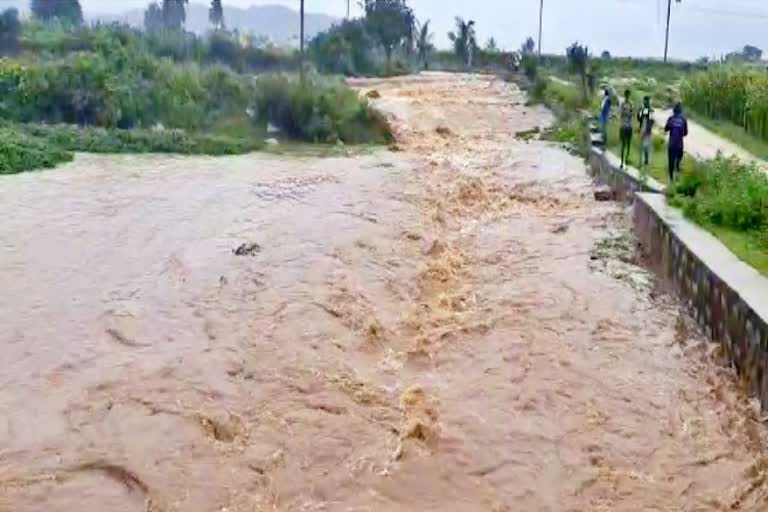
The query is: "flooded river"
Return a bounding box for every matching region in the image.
[1,73,767,511]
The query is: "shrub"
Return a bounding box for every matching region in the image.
[254,75,392,144]
[668,155,768,232]
[0,126,73,174]
[22,124,261,155]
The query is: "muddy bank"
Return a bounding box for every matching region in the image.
[1,73,767,511]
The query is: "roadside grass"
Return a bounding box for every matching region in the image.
[703,224,768,275]
[667,156,768,275]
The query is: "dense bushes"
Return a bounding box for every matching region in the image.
[254,75,392,144]
[683,66,768,144]
[0,53,256,130]
[20,21,297,73]
[24,124,261,155]
[0,126,73,174]
[668,156,768,234]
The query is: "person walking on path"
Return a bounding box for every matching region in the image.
[637,95,654,168]
[599,88,612,146]
[619,89,634,169]
[665,102,689,181]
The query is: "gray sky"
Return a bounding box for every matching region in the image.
[65,1,768,60]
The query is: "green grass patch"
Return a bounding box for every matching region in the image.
[667,155,768,274]
[702,223,768,275]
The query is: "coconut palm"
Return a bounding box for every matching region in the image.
[448,17,476,68]
[209,0,224,30]
[416,19,433,70]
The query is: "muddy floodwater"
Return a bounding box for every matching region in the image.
[2,73,768,511]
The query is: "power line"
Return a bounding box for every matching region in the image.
[685,5,768,19]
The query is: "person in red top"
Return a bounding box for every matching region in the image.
[665,103,689,181]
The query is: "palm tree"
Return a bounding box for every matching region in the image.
[448,17,476,68]
[566,42,590,103]
[416,19,433,70]
[209,0,224,30]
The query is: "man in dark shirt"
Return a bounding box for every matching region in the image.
[665,103,689,181]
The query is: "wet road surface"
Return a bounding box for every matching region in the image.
[1,73,767,511]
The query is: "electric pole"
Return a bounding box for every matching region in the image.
[538,0,543,57]
[664,0,681,62]
[300,0,305,82]
[347,0,350,19]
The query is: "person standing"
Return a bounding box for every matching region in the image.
[619,89,634,169]
[665,103,689,181]
[637,95,654,168]
[599,88,612,146]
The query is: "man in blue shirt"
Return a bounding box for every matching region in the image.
[599,88,612,145]
[665,103,689,181]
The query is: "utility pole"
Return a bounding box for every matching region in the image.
[537,0,543,57]
[664,0,681,62]
[347,0,350,19]
[300,0,305,82]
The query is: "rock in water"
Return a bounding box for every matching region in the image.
[233,242,261,256]
[593,186,614,202]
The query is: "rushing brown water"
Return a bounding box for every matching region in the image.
[2,73,767,511]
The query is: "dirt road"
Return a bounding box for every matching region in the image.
[2,73,767,511]
[653,109,767,169]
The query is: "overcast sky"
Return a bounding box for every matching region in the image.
[38,1,768,60]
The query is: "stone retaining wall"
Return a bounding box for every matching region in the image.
[634,193,768,408]
[587,146,665,201]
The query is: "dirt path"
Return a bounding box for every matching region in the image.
[653,109,767,169]
[1,73,767,511]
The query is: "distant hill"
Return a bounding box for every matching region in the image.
[95,3,338,43]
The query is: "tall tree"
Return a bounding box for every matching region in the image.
[416,19,433,70]
[0,9,21,56]
[566,41,590,103]
[162,0,189,31]
[144,2,164,32]
[485,37,498,53]
[520,36,535,56]
[362,0,414,67]
[448,17,476,68]
[209,0,225,30]
[30,0,83,25]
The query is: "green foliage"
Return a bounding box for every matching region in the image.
[668,156,768,232]
[31,0,82,25]
[162,0,189,31]
[0,125,73,174]
[566,41,590,101]
[0,9,21,56]
[522,54,538,81]
[310,19,376,75]
[254,75,393,144]
[361,0,415,64]
[683,65,768,145]
[448,17,476,67]
[24,124,260,155]
[144,3,164,32]
[416,20,433,70]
